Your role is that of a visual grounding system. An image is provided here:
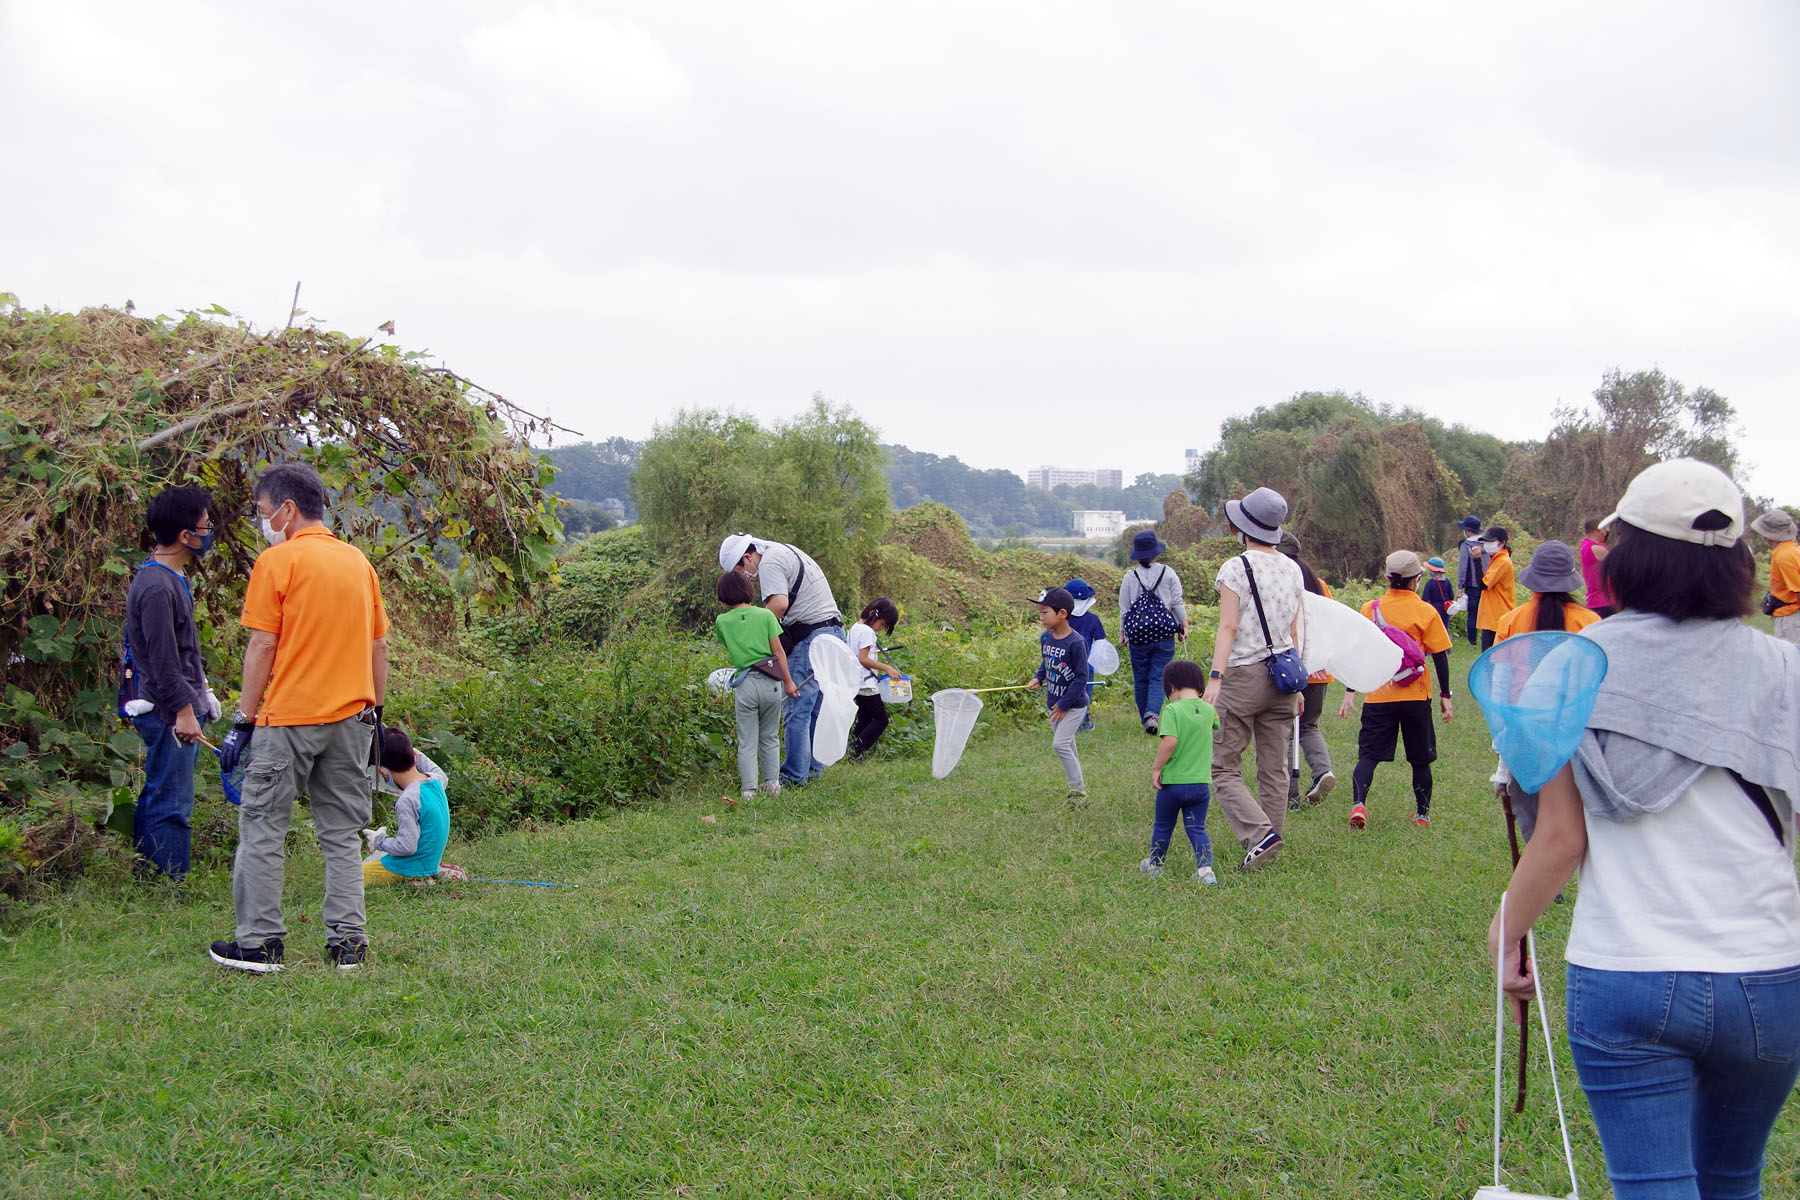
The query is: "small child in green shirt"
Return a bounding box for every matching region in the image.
[714,570,799,800]
[1142,659,1222,884]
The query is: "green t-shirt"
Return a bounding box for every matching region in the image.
[1159,696,1220,785]
[715,605,784,669]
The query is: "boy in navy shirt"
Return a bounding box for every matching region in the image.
[1026,587,1092,805]
[1063,578,1109,730]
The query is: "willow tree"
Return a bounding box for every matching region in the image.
[0,296,566,822]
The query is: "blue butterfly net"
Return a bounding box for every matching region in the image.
[1469,632,1609,794]
[217,749,244,807]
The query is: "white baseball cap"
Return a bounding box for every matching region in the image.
[1600,458,1743,548]
[718,532,758,571]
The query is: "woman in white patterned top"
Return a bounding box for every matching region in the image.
[1204,487,1305,872]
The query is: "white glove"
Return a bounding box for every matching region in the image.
[1489,759,1511,788]
[123,699,156,717]
[202,688,223,724]
[363,826,388,851]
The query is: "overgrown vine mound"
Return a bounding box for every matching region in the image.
[0,296,567,856]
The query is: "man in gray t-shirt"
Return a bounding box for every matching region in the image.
[719,534,846,786]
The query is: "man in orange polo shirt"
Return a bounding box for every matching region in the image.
[1336,550,1454,829]
[209,463,389,973]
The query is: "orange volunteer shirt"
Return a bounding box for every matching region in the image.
[241,525,389,726]
[1478,550,1517,632]
[1771,540,1800,617]
[1359,588,1452,704]
[1494,595,1601,643]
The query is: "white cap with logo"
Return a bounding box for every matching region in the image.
[1600,458,1743,547]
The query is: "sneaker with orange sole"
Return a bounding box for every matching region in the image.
[1412,813,1431,827]
[1348,802,1367,830]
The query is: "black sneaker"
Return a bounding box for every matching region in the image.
[327,941,367,971]
[209,937,284,973]
[1239,831,1284,872]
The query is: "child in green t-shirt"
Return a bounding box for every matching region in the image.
[1142,659,1222,884]
[714,571,799,799]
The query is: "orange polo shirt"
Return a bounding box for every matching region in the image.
[1478,550,1517,632]
[241,525,389,726]
[1770,541,1800,618]
[1494,595,1601,642]
[1359,588,1452,704]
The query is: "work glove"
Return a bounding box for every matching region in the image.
[201,688,223,724]
[218,721,255,773]
[363,826,389,852]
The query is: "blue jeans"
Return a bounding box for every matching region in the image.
[1566,962,1800,1199]
[132,711,198,880]
[780,624,847,786]
[1129,638,1176,721]
[1149,782,1212,870]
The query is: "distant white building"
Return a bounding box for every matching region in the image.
[1184,448,1201,476]
[1070,509,1127,539]
[1031,466,1123,490]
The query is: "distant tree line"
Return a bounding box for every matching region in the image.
[884,445,1180,538]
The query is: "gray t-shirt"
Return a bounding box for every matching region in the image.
[756,542,840,627]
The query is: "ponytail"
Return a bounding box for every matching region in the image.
[1534,591,1572,633]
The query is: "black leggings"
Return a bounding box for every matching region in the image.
[1351,758,1434,815]
[849,694,889,759]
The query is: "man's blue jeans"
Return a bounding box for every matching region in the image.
[132,711,198,880]
[780,624,847,786]
[1566,962,1800,1199]
[1128,638,1176,722]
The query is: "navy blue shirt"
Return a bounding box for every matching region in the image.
[1034,629,1092,712]
[1067,611,1107,647]
[1421,577,1455,630]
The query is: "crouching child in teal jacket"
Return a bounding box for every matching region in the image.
[363,726,468,885]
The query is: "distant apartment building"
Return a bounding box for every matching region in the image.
[1184,448,1201,477]
[1030,466,1123,491]
[1070,509,1127,539]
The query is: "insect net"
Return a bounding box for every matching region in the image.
[1468,632,1608,794]
[930,688,985,779]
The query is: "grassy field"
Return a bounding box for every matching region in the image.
[3,639,1796,1198]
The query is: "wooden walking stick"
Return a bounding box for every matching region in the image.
[1500,786,1530,1114]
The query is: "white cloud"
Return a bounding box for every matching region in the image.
[464,4,686,114]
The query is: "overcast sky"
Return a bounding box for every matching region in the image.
[5,2,1797,498]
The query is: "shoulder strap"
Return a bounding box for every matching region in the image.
[1239,554,1276,650]
[1729,770,1786,846]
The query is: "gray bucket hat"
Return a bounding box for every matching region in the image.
[1518,540,1583,593]
[1225,487,1288,543]
[1752,509,1798,542]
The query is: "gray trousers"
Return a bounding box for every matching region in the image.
[1287,681,1333,800]
[232,716,375,948]
[733,672,784,790]
[1051,706,1087,788]
[1776,613,1800,645]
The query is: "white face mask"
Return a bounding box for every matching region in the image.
[259,504,290,546]
[1481,540,1499,554]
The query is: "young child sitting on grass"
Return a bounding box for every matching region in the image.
[1142,659,1221,884]
[363,727,468,886]
[1025,586,1092,807]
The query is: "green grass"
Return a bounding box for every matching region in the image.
[3,641,1796,1198]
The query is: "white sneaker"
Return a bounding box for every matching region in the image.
[758,782,781,797]
[741,789,756,801]
[1307,771,1337,804]
[1194,866,1218,885]
[1139,857,1164,877]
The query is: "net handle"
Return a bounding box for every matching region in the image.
[1493,893,1581,1197]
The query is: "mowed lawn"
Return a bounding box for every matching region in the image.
[4,642,1796,1198]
